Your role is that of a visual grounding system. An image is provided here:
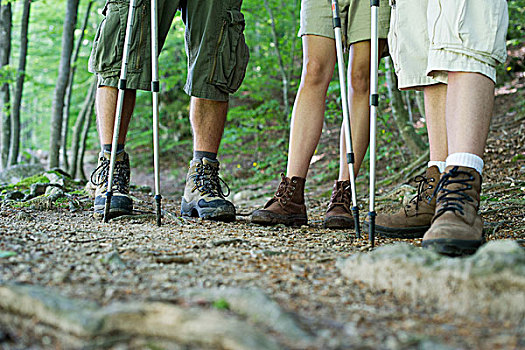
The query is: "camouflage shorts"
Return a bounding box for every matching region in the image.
[88,0,250,101]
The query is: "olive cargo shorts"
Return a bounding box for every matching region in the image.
[388,0,508,89]
[88,0,250,101]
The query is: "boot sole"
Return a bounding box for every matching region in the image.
[93,207,132,220]
[251,210,307,227]
[372,224,429,239]
[324,216,355,229]
[181,199,236,222]
[422,238,482,257]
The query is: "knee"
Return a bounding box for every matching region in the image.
[350,69,370,95]
[302,58,332,87]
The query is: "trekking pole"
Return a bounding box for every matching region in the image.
[104,0,137,223]
[331,0,361,238]
[368,0,380,247]
[151,0,162,226]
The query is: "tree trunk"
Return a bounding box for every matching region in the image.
[48,0,80,169]
[0,2,12,170]
[415,90,425,119]
[384,57,426,156]
[77,89,95,182]
[263,0,290,118]
[69,78,96,179]
[61,0,93,171]
[7,0,30,166]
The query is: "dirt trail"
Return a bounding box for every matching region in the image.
[1,81,524,349]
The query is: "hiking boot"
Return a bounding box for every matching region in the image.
[251,174,307,226]
[422,166,484,256]
[91,151,133,219]
[180,158,235,222]
[375,166,440,238]
[324,180,355,229]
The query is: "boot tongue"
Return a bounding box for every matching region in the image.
[101,151,126,162]
[201,157,219,168]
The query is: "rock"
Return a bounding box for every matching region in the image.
[4,191,25,201]
[337,240,525,322]
[45,186,64,200]
[44,172,65,186]
[30,183,51,197]
[155,255,194,264]
[181,287,313,346]
[104,251,126,269]
[15,211,33,221]
[210,238,248,247]
[0,284,282,350]
[0,164,45,184]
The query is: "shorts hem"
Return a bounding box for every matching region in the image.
[397,74,446,90]
[97,74,150,91]
[185,84,229,102]
[427,49,497,83]
[298,30,334,40]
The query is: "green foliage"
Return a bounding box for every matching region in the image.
[15,173,49,187]
[507,0,525,45]
[6,0,522,192]
[212,298,230,310]
[0,251,17,258]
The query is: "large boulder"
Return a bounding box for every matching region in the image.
[338,240,525,322]
[0,164,45,184]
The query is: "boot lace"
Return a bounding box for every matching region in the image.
[328,182,351,211]
[265,174,295,207]
[405,174,435,213]
[90,156,130,194]
[190,162,230,198]
[432,166,474,216]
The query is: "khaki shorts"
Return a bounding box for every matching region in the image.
[298,0,390,46]
[88,0,249,101]
[388,0,508,89]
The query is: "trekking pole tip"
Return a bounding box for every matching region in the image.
[103,191,113,223]
[352,206,361,239]
[368,211,376,248]
[155,194,162,227]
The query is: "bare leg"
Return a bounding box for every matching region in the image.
[96,86,136,146]
[445,72,494,157]
[338,40,387,181]
[286,35,336,178]
[424,83,448,161]
[190,97,228,153]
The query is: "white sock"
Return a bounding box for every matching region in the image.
[427,161,446,173]
[446,153,484,175]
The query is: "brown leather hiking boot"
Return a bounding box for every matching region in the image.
[422,166,484,256]
[324,180,355,229]
[375,166,440,238]
[251,174,307,226]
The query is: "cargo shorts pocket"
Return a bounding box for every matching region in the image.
[89,0,147,75]
[208,10,250,94]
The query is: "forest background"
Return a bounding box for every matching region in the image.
[0,0,523,194]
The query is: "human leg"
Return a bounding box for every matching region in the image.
[421,0,508,255]
[252,35,336,226]
[374,0,446,237]
[286,36,337,178]
[326,40,387,229]
[180,0,249,221]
